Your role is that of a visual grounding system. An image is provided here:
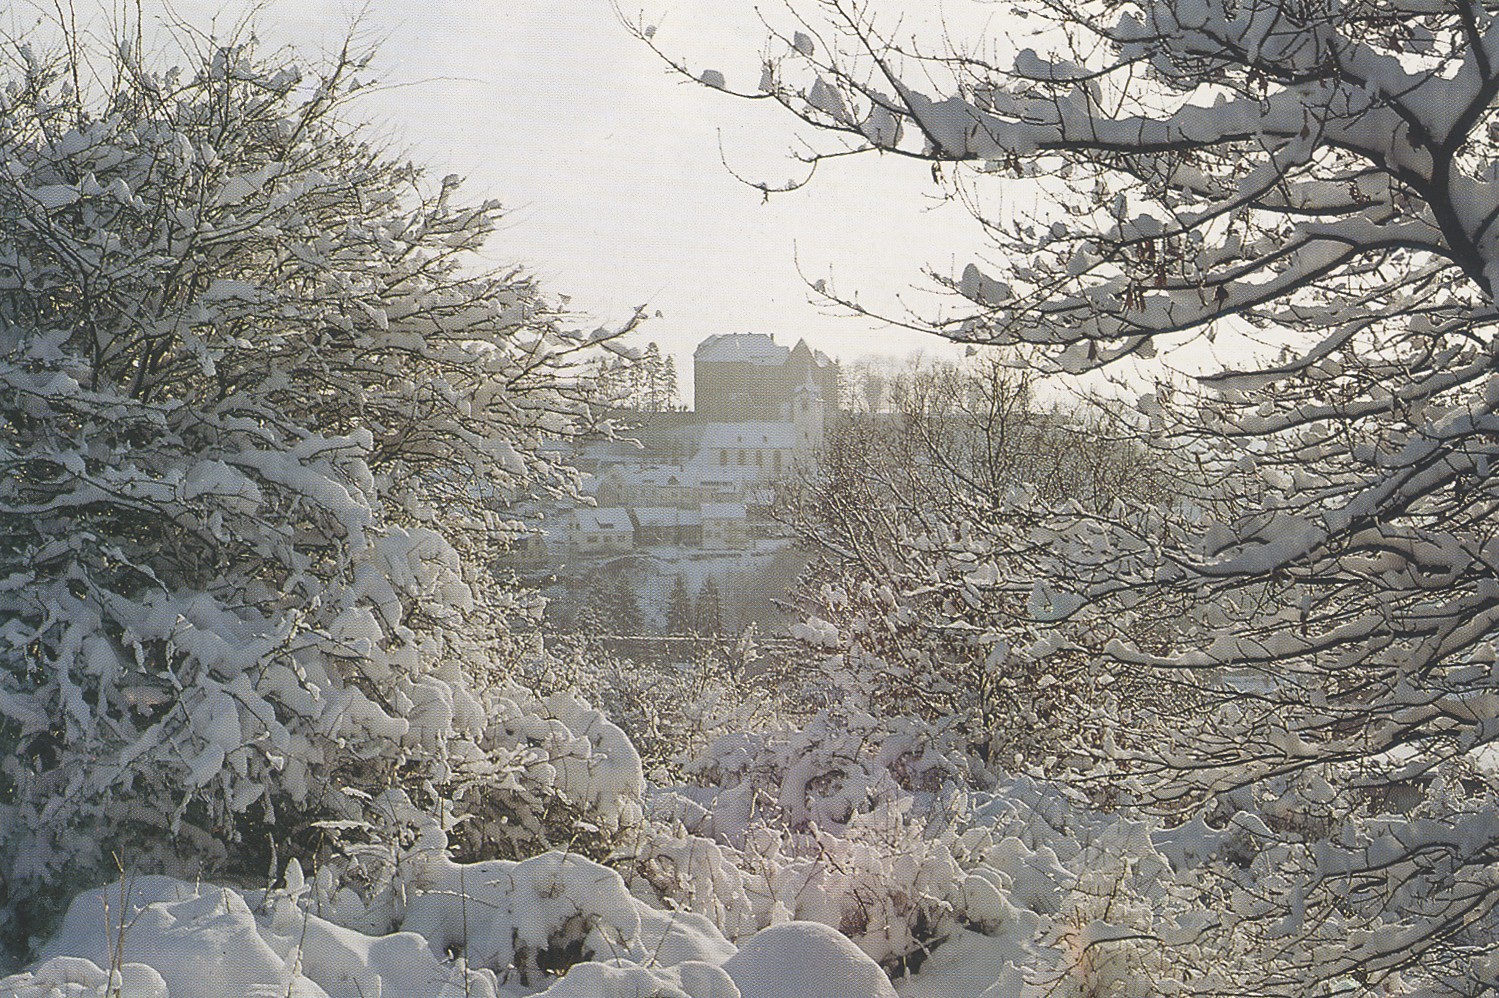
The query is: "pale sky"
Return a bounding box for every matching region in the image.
[45,0,987,400]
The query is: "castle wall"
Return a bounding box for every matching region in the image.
[695,360,788,420]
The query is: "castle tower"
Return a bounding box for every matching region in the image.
[693,333,789,420]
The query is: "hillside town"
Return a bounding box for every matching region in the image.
[499,333,837,570]
[485,333,837,635]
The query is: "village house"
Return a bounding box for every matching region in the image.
[629,507,704,547]
[700,503,751,551]
[499,527,551,570]
[565,507,634,555]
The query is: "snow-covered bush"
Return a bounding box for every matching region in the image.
[314,686,647,900]
[634,726,1265,988]
[681,707,986,835]
[0,710,1333,998]
[625,707,1040,972]
[1,848,739,998]
[521,643,783,784]
[0,28,632,953]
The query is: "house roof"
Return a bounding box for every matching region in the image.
[700,503,748,521]
[573,508,631,533]
[788,338,835,368]
[632,507,704,528]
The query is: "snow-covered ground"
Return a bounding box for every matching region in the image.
[0,767,1237,998]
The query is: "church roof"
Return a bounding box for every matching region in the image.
[788,338,836,368]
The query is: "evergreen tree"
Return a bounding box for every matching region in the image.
[606,573,644,635]
[574,578,614,638]
[665,575,694,634]
[694,577,724,636]
[660,355,681,411]
[639,342,663,410]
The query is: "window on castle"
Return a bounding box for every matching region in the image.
[738,450,746,465]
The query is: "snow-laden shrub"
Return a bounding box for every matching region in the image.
[626,709,1056,972]
[0,853,739,998]
[0,30,629,953]
[630,800,962,971]
[447,687,648,859]
[0,747,1326,997]
[681,707,985,836]
[300,687,648,917]
[630,695,1273,992]
[521,644,783,784]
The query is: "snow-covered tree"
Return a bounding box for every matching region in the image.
[660,354,681,410]
[0,27,634,949]
[606,573,646,635]
[591,340,678,411]
[775,356,1177,771]
[695,577,725,636]
[666,575,696,634]
[647,0,1499,988]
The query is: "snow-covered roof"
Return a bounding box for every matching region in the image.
[577,441,647,468]
[632,507,704,528]
[695,333,791,366]
[641,465,684,481]
[700,503,748,521]
[788,337,836,368]
[698,423,798,450]
[573,508,631,533]
[613,465,687,486]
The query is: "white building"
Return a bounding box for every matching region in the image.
[695,423,799,478]
[565,507,634,555]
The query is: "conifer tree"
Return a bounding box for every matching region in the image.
[666,575,695,634]
[694,577,724,636]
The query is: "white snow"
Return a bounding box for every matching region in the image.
[723,921,897,998]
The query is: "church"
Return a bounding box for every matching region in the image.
[501,334,840,566]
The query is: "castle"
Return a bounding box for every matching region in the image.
[693,333,839,421]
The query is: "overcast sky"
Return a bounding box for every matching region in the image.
[37,0,993,399]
